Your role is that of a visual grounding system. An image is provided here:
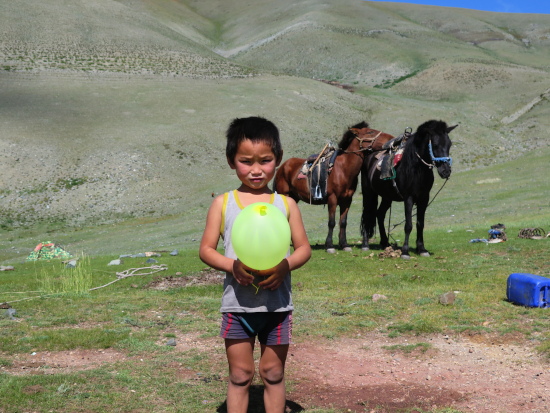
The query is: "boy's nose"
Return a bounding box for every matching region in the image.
[251,163,262,174]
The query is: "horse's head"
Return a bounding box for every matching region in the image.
[415,121,457,179]
[348,121,394,152]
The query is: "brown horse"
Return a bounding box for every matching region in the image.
[274,121,394,252]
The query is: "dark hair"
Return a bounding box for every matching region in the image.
[226,116,283,164]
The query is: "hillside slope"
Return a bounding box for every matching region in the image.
[0,0,548,233]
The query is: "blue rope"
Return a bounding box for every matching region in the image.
[428,141,452,166]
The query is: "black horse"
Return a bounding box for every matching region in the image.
[360,120,457,259]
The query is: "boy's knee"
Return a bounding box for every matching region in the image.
[229,367,255,387]
[259,365,284,385]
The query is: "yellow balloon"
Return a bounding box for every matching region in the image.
[231,202,291,271]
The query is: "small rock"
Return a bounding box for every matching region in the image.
[166,338,177,346]
[170,250,178,256]
[5,308,17,320]
[108,259,122,266]
[0,265,15,271]
[146,258,158,264]
[372,294,388,302]
[439,291,456,305]
[65,259,78,268]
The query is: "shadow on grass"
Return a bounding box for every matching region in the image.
[216,384,305,412]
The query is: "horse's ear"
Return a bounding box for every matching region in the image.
[349,128,360,136]
[447,124,458,133]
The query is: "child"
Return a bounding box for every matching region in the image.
[199,116,311,413]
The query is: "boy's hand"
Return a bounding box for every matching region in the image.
[232,260,255,286]
[258,258,289,291]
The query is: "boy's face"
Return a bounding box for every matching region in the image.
[229,139,281,191]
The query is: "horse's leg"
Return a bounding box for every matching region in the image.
[338,198,353,252]
[325,196,337,253]
[360,189,378,251]
[377,197,392,248]
[415,197,430,257]
[401,197,414,260]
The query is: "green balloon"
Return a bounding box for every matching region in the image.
[231,202,291,271]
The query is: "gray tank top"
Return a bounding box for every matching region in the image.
[220,190,293,313]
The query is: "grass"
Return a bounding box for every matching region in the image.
[1,223,549,411]
[36,254,93,295]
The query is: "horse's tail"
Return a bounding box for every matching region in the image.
[360,190,378,239]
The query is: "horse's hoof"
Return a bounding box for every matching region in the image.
[401,254,411,260]
[420,252,430,257]
[343,247,352,252]
[326,248,336,254]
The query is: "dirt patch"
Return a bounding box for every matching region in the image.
[286,334,548,412]
[146,268,225,290]
[3,348,126,376]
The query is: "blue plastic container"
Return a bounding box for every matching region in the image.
[506,273,550,308]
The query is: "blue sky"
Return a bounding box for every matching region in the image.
[367,0,550,14]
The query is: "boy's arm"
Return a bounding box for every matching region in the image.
[258,197,311,290]
[199,195,254,285]
[199,195,232,272]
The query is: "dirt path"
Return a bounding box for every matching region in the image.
[286,333,548,412]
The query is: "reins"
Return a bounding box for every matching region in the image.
[387,134,452,240]
[386,177,450,242]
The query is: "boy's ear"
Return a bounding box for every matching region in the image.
[227,157,236,169]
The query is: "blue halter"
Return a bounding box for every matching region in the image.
[428,140,452,166]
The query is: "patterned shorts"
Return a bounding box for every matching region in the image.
[220,311,292,345]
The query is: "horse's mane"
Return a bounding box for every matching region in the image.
[416,120,448,138]
[338,121,369,150]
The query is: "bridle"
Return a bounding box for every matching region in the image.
[416,139,452,169]
[345,130,383,154]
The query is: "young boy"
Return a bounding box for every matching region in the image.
[199,116,311,413]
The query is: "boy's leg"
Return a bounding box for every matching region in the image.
[259,344,289,413]
[225,338,255,413]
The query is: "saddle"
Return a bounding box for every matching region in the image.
[297,143,339,202]
[377,128,412,180]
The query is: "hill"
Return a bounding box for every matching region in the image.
[0,0,549,258]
